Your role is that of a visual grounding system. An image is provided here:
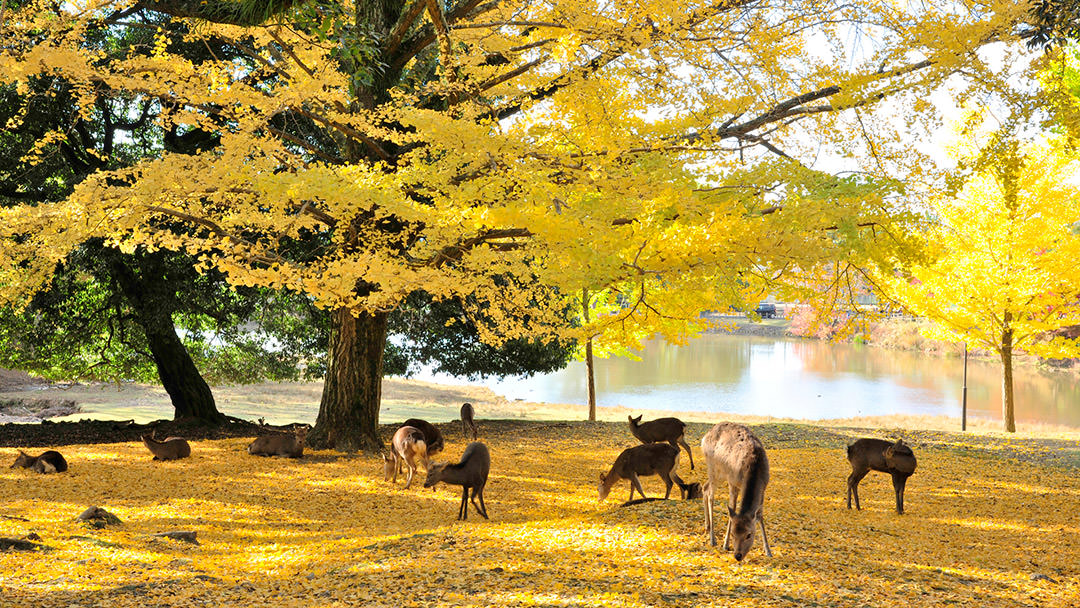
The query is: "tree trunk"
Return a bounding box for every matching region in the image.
[108,252,222,423]
[582,289,596,421]
[308,308,388,452]
[1000,312,1016,433]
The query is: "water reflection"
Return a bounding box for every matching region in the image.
[424,335,1080,427]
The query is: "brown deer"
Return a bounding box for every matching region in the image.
[402,418,444,455]
[598,443,682,502]
[460,402,478,440]
[701,422,772,561]
[383,425,429,489]
[10,450,68,474]
[248,426,306,458]
[423,442,490,520]
[846,438,917,514]
[628,415,694,470]
[141,434,191,461]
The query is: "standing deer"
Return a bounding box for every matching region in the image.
[846,438,917,514]
[141,434,191,460]
[10,450,68,474]
[383,425,429,489]
[701,422,772,561]
[598,443,682,502]
[424,442,490,520]
[628,415,694,470]
[460,402,479,440]
[248,426,306,458]
[402,418,444,455]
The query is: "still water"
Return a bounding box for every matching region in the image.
[419,334,1080,428]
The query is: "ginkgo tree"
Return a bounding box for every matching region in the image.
[0,0,1046,450]
[880,134,1080,432]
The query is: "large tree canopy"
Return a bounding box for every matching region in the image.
[0,0,1043,448]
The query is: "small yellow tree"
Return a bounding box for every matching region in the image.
[882,137,1080,432]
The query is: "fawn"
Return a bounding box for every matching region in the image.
[10,450,68,474]
[598,443,682,502]
[702,422,772,560]
[628,415,694,469]
[846,438,917,514]
[248,426,306,458]
[424,442,490,520]
[141,434,191,460]
[383,425,430,489]
[460,402,479,440]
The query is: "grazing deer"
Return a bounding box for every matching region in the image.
[460,402,479,440]
[846,438,917,514]
[424,442,490,520]
[402,418,444,455]
[248,426,306,458]
[599,443,681,502]
[701,422,772,560]
[628,415,694,470]
[10,450,68,474]
[383,425,429,489]
[141,434,191,461]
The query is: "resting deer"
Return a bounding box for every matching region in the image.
[383,425,429,489]
[702,422,772,560]
[248,426,306,458]
[424,442,490,520]
[10,450,68,474]
[628,415,694,470]
[599,443,682,502]
[141,434,191,460]
[846,438,917,514]
[402,418,444,455]
[460,402,479,440]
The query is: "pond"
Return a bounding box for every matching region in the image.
[417,333,1080,428]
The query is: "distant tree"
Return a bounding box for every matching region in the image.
[881,137,1080,432]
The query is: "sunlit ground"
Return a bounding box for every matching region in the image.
[2,422,1077,607]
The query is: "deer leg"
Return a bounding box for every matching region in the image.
[628,473,647,501]
[848,469,868,510]
[404,458,415,490]
[892,474,907,515]
[723,486,738,551]
[392,454,401,484]
[677,436,695,470]
[659,470,674,499]
[758,512,773,557]
[471,486,489,519]
[459,486,469,520]
[705,491,716,546]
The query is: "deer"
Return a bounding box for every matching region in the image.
[598,443,683,502]
[141,433,191,461]
[460,402,479,440]
[402,418,444,455]
[846,438,917,514]
[701,422,772,561]
[423,442,490,520]
[10,450,68,474]
[248,426,306,458]
[628,414,694,470]
[382,425,430,489]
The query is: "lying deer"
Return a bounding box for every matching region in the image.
[846,438,917,514]
[424,442,490,520]
[10,449,68,474]
[141,434,191,461]
[460,402,479,440]
[383,425,429,489]
[599,443,681,502]
[248,426,306,458]
[702,422,772,560]
[628,415,694,469]
[402,418,444,455]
